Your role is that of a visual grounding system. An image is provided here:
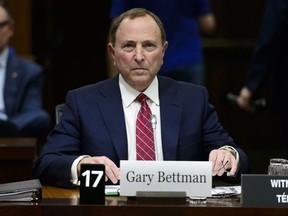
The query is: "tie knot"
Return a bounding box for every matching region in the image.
[137,93,147,105]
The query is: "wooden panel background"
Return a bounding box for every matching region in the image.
[4,0,31,55]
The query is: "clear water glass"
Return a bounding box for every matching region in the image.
[268,158,287,175]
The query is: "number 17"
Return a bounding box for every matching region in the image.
[82,170,104,187]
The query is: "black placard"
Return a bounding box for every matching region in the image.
[80,164,105,205]
[241,174,288,207]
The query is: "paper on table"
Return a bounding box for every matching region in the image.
[105,185,120,196]
[0,179,42,202]
[105,185,241,197]
[211,186,241,197]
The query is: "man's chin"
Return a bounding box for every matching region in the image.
[129,76,152,91]
[133,74,150,82]
[132,69,148,75]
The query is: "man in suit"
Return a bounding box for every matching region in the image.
[0,4,50,138]
[33,8,249,188]
[236,0,288,157]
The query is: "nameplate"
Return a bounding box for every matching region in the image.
[242,174,288,207]
[120,160,212,197]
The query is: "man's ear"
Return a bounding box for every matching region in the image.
[108,43,115,58]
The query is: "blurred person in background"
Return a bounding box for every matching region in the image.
[236,0,288,158]
[108,0,216,85]
[0,3,50,138]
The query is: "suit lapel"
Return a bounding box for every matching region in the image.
[97,76,128,160]
[4,55,19,116]
[158,77,182,160]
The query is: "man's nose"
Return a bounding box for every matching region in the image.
[134,46,145,62]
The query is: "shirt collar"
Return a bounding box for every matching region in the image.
[119,74,159,108]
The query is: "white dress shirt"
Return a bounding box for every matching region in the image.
[0,47,9,120]
[119,74,163,160]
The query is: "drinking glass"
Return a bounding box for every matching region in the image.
[268,158,286,175]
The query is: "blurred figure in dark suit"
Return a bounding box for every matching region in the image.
[237,0,288,157]
[0,3,50,138]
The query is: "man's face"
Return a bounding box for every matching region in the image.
[0,7,13,52]
[108,15,168,91]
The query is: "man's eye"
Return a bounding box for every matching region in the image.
[144,43,156,51]
[122,44,134,51]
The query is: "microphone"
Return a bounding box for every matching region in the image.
[150,114,158,160]
[150,114,157,130]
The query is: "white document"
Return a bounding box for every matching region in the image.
[105,185,120,196]
[211,186,241,197]
[0,179,42,202]
[105,185,241,198]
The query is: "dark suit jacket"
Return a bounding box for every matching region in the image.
[33,75,249,188]
[245,0,288,110]
[4,49,50,136]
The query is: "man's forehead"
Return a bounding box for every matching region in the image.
[118,15,159,34]
[121,14,156,26]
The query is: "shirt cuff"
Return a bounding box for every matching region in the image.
[70,155,90,185]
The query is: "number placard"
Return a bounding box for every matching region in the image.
[80,164,105,204]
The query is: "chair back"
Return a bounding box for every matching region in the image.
[55,103,65,124]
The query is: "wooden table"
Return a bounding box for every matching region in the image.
[1,186,287,216]
[0,138,37,183]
